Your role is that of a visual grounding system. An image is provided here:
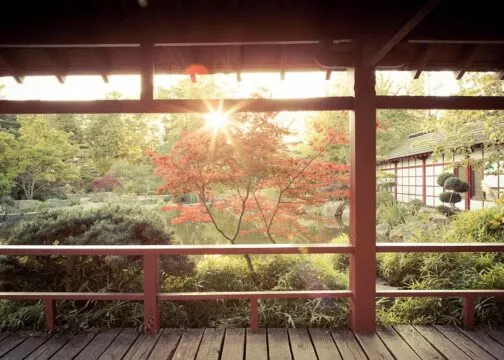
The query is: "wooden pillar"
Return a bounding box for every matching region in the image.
[422,158,427,205]
[394,162,398,201]
[141,43,154,102]
[348,45,377,333]
[143,254,160,333]
[465,166,471,210]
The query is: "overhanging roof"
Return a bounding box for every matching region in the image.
[0,0,503,79]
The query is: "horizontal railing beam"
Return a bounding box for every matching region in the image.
[0,97,354,114]
[1,96,504,114]
[0,244,354,256]
[158,290,352,301]
[376,289,504,297]
[377,243,504,252]
[0,292,144,301]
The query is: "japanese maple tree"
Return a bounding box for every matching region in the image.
[149,110,349,274]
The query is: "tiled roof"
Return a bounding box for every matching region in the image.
[383,121,503,161]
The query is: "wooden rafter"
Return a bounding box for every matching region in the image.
[0,51,24,84]
[93,48,112,83]
[325,70,331,80]
[499,72,504,81]
[234,45,242,82]
[413,44,436,79]
[455,45,480,80]
[280,45,286,80]
[370,0,443,66]
[44,49,69,84]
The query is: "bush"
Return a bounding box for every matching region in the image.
[377,205,504,326]
[90,176,123,192]
[439,191,462,204]
[444,177,462,190]
[436,205,455,216]
[0,205,194,330]
[437,172,455,186]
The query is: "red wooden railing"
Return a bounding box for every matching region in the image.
[0,243,503,333]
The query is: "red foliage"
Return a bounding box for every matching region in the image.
[90,176,124,192]
[150,111,349,243]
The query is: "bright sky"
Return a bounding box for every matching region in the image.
[0,71,458,101]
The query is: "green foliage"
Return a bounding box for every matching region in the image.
[14,116,79,199]
[377,205,504,325]
[439,191,462,204]
[436,205,455,216]
[437,172,455,186]
[107,160,163,195]
[444,177,462,190]
[0,131,18,196]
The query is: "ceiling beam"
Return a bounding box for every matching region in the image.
[0,52,24,84]
[413,44,436,79]
[93,48,112,83]
[370,0,443,66]
[280,45,286,80]
[455,45,480,80]
[499,72,504,80]
[234,45,242,82]
[325,70,332,80]
[44,49,69,84]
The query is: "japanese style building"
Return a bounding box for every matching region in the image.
[378,127,504,209]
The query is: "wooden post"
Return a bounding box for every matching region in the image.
[463,296,475,329]
[250,297,259,332]
[394,162,398,201]
[143,254,160,333]
[44,298,56,331]
[141,43,154,102]
[422,158,427,205]
[348,44,377,333]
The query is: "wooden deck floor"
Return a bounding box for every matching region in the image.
[0,326,503,359]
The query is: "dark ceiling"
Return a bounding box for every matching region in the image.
[0,0,503,79]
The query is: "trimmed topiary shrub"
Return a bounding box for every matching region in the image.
[437,172,455,187]
[437,172,468,211]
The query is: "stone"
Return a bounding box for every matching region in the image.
[342,207,350,226]
[323,200,346,218]
[376,223,391,242]
[45,198,72,208]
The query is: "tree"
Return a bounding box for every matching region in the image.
[428,73,504,166]
[149,110,349,275]
[14,116,78,200]
[437,172,469,211]
[85,113,160,174]
[0,131,18,196]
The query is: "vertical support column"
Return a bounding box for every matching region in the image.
[463,296,475,329]
[250,297,259,332]
[141,43,154,102]
[422,158,427,205]
[394,162,398,201]
[143,254,160,333]
[348,46,377,333]
[44,298,56,331]
[465,166,471,209]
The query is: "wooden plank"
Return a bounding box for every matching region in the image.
[25,333,72,360]
[487,327,504,346]
[0,333,11,343]
[221,328,245,360]
[376,328,421,360]
[50,333,96,360]
[0,332,28,357]
[1,332,49,360]
[172,328,204,360]
[308,328,341,360]
[245,328,267,360]
[148,329,181,360]
[354,333,394,359]
[75,329,121,360]
[267,328,292,360]
[415,326,472,360]
[122,332,161,360]
[458,328,504,359]
[196,328,224,360]
[330,328,366,360]
[98,328,139,360]
[435,325,494,360]
[393,325,444,359]
[288,328,317,360]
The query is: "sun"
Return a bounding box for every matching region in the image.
[204,111,229,130]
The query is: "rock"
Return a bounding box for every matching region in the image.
[45,198,72,208]
[425,213,449,226]
[14,200,43,211]
[342,207,350,226]
[323,200,346,218]
[376,223,391,242]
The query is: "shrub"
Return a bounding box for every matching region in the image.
[439,191,462,204]
[90,176,124,192]
[444,177,462,191]
[437,172,455,186]
[436,205,455,216]
[0,205,194,330]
